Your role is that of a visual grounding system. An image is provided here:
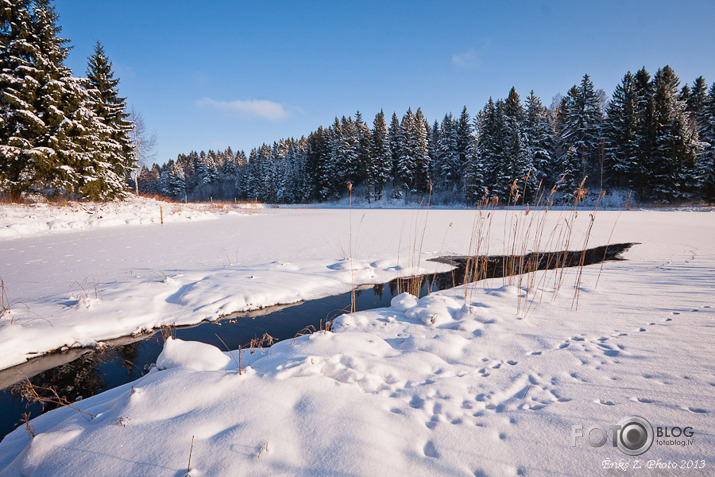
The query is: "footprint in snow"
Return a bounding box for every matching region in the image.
[526,351,542,356]
[630,397,655,404]
[684,407,707,414]
[596,399,615,406]
[423,440,440,458]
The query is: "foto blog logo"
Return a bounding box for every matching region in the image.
[571,416,654,456]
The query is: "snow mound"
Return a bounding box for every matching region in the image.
[155,338,231,371]
[390,292,419,311]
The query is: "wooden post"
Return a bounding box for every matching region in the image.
[160,206,163,225]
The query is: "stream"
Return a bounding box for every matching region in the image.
[0,243,635,441]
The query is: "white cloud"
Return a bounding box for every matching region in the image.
[451,49,478,67]
[196,98,289,121]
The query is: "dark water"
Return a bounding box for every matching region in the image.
[0,243,635,441]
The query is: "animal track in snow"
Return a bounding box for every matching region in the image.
[596,399,615,406]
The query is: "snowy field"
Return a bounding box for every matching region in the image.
[0,200,713,475]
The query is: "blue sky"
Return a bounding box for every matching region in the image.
[54,0,715,164]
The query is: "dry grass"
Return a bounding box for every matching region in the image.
[14,378,96,421]
[186,435,195,475]
[160,324,177,341]
[394,184,435,297]
[456,174,604,318]
[21,412,35,438]
[1,279,9,316]
[256,441,269,458]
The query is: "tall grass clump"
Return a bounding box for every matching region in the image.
[461,173,606,317]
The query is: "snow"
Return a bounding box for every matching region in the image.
[0,201,713,475]
[0,196,261,240]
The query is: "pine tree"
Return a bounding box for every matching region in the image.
[557,74,604,192]
[369,110,392,199]
[388,112,401,187]
[695,82,715,201]
[413,108,431,193]
[306,126,328,200]
[524,90,554,190]
[0,0,84,196]
[467,99,500,203]
[396,108,416,192]
[501,87,536,201]
[1,0,40,198]
[85,40,132,194]
[354,110,372,193]
[645,66,698,201]
[437,113,459,191]
[162,160,185,198]
[1,0,122,199]
[604,72,640,189]
[455,106,474,188]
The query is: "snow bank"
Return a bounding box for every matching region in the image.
[0,254,712,475]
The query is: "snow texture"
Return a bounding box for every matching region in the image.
[0,202,713,475]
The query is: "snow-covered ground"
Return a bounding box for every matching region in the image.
[0,200,713,475]
[0,196,262,240]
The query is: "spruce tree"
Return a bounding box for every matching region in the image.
[85,40,132,194]
[437,113,459,191]
[388,112,401,186]
[645,66,698,201]
[1,0,39,198]
[524,90,554,191]
[413,108,431,193]
[557,74,604,192]
[455,106,474,185]
[604,72,640,189]
[369,110,392,199]
[695,82,715,201]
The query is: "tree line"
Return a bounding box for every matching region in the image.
[141,68,715,205]
[3,1,714,205]
[1,0,134,201]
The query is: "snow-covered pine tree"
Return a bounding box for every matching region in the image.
[695,82,715,201]
[396,108,417,192]
[1,0,82,196]
[428,120,440,182]
[84,40,132,195]
[354,110,372,194]
[604,72,640,189]
[369,110,392,200]
[162,160,185,198]
[646,66,699,201]
[455,106,474,191]
[28,0,95,196]
[501,87,536,202]
[388,112,401,188]
[437,113,459,192]
[466,99,499,204]
[1,0,125,200]
[1,0,41,198]
[524,90,554,193]
[306,126,329,201]
[413,108,431,193]
[557,74,604,193]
